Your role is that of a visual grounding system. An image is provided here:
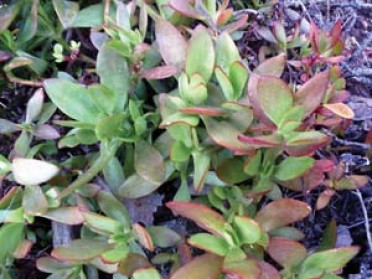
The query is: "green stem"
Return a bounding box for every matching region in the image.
[58,141,121,200]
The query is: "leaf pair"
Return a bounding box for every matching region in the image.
[268,237,359,279]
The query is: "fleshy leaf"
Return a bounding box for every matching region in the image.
[25,88,44,124]
[299,247,360,278]
[133,223,154,251]
[22,185,48,216]
[286,131,329,146]
[179,107,226,117]
[83,212,123,234]
[170,253,223,279]
[215,32,241,69]
[101,244,129,264]
[255,199,311,232]
[87,84,116,115]
[216,158,249,184]
[52,0,79,28]
[97,42,130,110]
[44,79,101,124]
[294,71,329,118]
[274,156,315,181]
[141,65,178,79]
[186,28,215,82]
[256,76,293,126]
[267,237,307,269]
[323,103,354,119]
[42,207,84,225]
[233,216,262,244]
[0,223,24,263]
[147,226,182,248]
[254,53,286,77]
[12,158,59,185]
[97,190,131,229]
[166,201,227,237]
[229,61,248,100]
[133,268,162,279]
[119,174,160,199]
[135,140,166,185]
[0,119,20,134]
[192,151,211,192]
[223,259,261,279]
[52,239,114,261]
[188,233,229,256]
[202,117,252,154]
[155,20,187,68]
[215,66,235,101]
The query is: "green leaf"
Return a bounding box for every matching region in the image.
[160,113,199,128]
[83,212,123,234]
[44,79,101,124]
[321,274,343,279]
[97,43,131,111]
[133,268,162,279]
[170,253,223,279]
[171,141,191,162]
[0,1,22,34]
[274,156,314,181]
[215,66,235,101]
[166,201,227,237]
[257,76,293,126]
[229,61,248,100]
[233,216,262,245]
[222,259,261,279]
[188,233,229,256]
[107,40,131,57]
[267,237,307,269]
[318,219,337,251]
[101,244,129,264]
[96,113,126,140]
[52,239,114,261]
[269,227,305,241]
[294,71,329,118]
[216,158,249,184]
[22,185,48,216]
[52,0,79,29]
[135,141,166,185]
[254,53,286,77]
[70,4,113,27]
[41,207,84,225]
[0,223,24,263]
[12,158,59,185]
[299,247,360,279]
[155,20,187,68]
[202,117,252,154]
[36,256,78,273]
[147,226,182,248]
[76,129,98,145]
[0,154,11,176]
[192,151,211,192]
[103,157,125,195]
[255,199,311,232]
[0,119,20,134]
[186,28,215,82]
[244,150,262,176]
[215,32,241,69]
[26,88,44,124]
[97,190,131,230]
[286,131,329,146]
[119,173,160,199]
[87,84,116,115]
